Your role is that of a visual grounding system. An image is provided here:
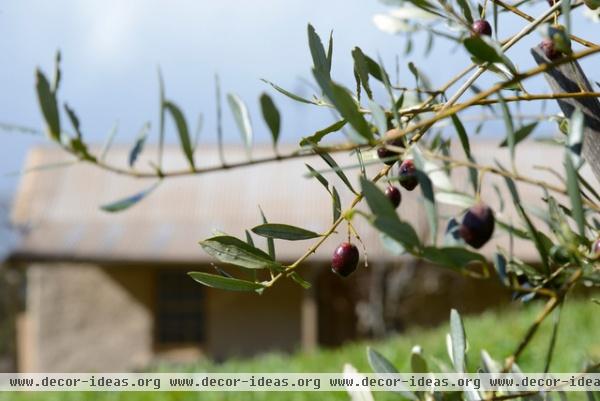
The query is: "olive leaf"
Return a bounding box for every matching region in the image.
[260,93,281,148]
[300,119,346,146]
[251,223,321,241]
[352,47,373,99]
[307,24,330,78]
[449,309,467,373]
[100,182,161,213]
[35,69,61,141]
[464,36,503,64]
[499,122,537,147]
[261,79,319,105]
[199,235,282,270]
[361,177,421,251]
[188,272,265,292]
[567,108,584,168]
[367,348,418,400]
[319,152,358,195]
[227,93,253,159]
[422,247,486,270]
[164,100,195,169]
[565,153,585,237]
[128,122,151,167]
[258,207,276,260]
[312,71,375,144]
[412,147,438,244]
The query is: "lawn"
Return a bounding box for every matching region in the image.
[3,298,598,401]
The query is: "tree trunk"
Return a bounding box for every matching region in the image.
[531,46,600,182]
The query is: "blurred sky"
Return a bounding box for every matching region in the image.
[1,0,599,199]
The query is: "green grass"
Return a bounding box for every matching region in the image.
[3,298,598,401]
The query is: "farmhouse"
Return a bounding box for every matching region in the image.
[4,142,576,372]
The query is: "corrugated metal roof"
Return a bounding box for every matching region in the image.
[9,141,594,265]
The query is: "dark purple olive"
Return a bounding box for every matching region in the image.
[540,38,561,60]
[472,19,492,36]
[398,159,418,191]
[377,129,405,166]
[384,186,402,209]
[459,203,495,249]
[331,242,359,277]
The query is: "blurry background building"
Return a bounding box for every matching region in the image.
[1,141,584,372]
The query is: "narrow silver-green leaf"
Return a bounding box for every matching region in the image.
[164,100,195,169]
[312,71,374,143]
[35,69,61,141]
[499,122,537,147]
[258,206,275,260]
[326,30,333,73]
[456,0,474,23]
[501,172,550,273]
[463,36,504,64]
[252,223,321,241]
[100,121,119,161]
[367,347,418,400]
[361,177,421,251]
[227,93,253,159]
[245,230,255,247]
[567,108,584,168]
[450,309,467,373]
[332,186,341,223]
[128,122,151,167]
[352,47,373,99]
[305,163,330,190]
[188,272,264,292]
[64,103,82,139]
[261,79,318,105]
[481,350,502,374]
[52,50,61,92]
[307,24,329,77]
[367,347,398,373]
[300,119,346,146]
[260,93,281,147]
[423,246,486,270]
[100,182,160,213]
[199,235,280,270]
[319,152,357,195]
[451,114,471,157]
[411,346,429,373]
[377,55,401,129]
[565,153,585,236]
[412,149,438,244]
[290,272,312,289]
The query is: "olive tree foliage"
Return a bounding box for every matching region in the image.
[26,0,600,395]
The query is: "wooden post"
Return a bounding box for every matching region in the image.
[531,46,600,182]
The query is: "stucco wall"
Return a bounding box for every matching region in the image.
[206,277,304,361]
[19,263,306,371]
[22,263,154,372]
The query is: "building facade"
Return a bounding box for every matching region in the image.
[5,143,571,372]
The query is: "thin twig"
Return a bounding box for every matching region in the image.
[491,0,599,49]
[262,164,393,288]
[503,268,582,371]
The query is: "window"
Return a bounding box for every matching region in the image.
[155,270,205,345]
